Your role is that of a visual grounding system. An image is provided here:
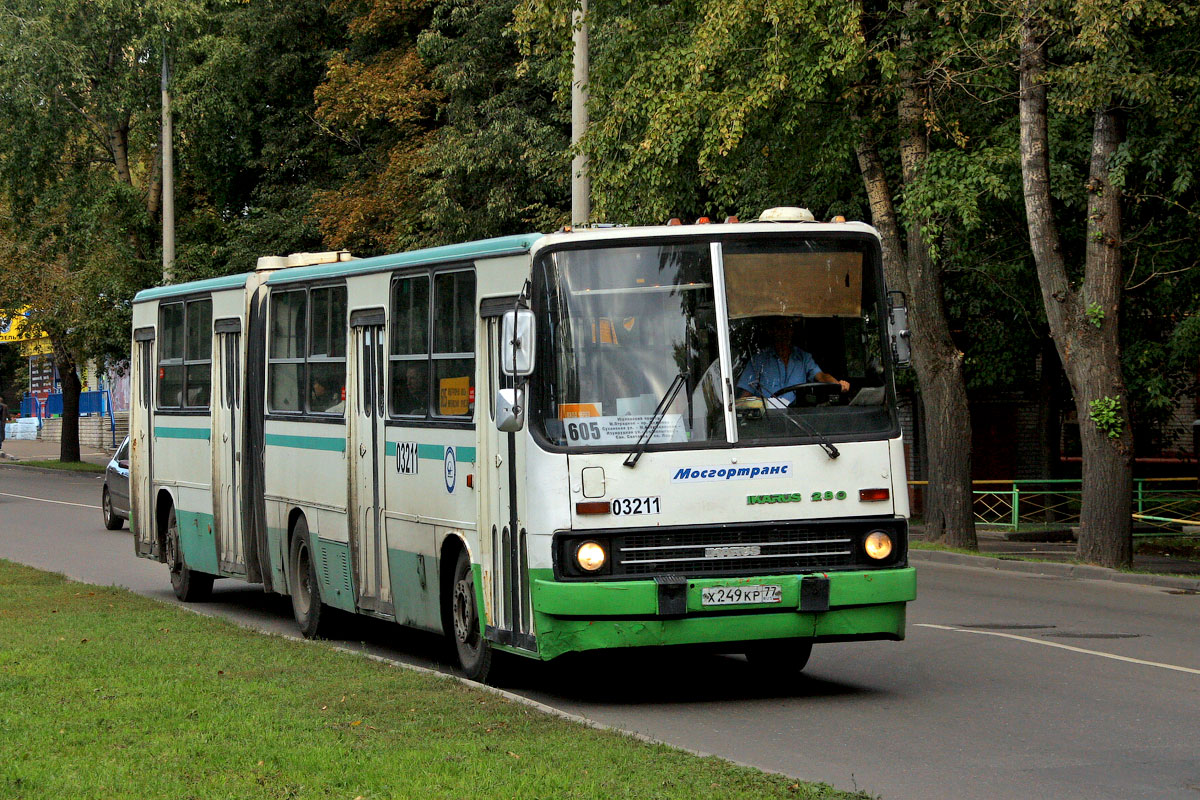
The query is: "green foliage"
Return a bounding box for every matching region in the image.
[1088,395,1124,439]
[170,0,350,277]
[409,0,570,244]
[0,0,1194,471]
[0,0,201,375]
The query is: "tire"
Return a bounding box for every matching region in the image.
[450,548,493,682]
[289,517,332,639]
[102,486,124,530]
[165,506,213,602]
[744,639,814,672]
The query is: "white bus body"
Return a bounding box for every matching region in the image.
[131,218,916,680]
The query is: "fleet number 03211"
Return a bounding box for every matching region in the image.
[611,497,661,515]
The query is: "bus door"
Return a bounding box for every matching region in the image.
[132,329,156,558]
[349,312,392,615]
[480,313,534,651]
[212,320,245,575]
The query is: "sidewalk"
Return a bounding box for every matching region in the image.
[911,525,1200,590]
[0,436,114,466]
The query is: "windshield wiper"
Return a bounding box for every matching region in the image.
[624,372,687,468]
[752,384,840,459]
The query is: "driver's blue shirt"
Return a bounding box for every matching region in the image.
[737,347,822,404]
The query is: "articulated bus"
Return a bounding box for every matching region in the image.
[130,208,917,681]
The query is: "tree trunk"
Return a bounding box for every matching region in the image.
[109,117,132,187]
[146,129,162,221]
[896,34,976,549]
[53,342,81,463]
[1018,9,1133,568]
[855,125,977,549]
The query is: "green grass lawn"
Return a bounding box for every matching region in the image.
[3,459,106,473]
[0,560,873,800]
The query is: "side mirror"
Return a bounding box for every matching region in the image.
[118,460,129,470]
[887,291,911,368]
[495,387,525,432]
[501,309,536,376]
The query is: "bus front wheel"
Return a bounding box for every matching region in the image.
[450,549,493,682]
[165,506,213,602]
[289,517,332,639]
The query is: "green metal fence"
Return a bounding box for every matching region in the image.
[908,478,1200,535]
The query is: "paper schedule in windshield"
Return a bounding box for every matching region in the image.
[559,403,687,446]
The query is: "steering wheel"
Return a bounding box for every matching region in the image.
[771,381,841,404]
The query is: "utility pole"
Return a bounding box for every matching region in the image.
[570,0,590,226]
[161,40,175,283]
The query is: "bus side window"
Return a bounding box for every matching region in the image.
[157,299,212,409]
[307,286,347,414]
[184,299,212,408]
[389,275,430,417]
[268,290,306,412]
[157,302,184,408]
[432,270,475,418]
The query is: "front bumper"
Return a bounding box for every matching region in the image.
[528,566,917,660]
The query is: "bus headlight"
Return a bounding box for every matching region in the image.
[864,530,894,560]
[575,541,607,572]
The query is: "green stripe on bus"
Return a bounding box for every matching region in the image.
[383,441,477,462]
[264,433,346,452]
[155,426,211,440]
[420,444,477,463]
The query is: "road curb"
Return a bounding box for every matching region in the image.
[909,549,1200,592]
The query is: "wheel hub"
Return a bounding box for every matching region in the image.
[295,546,312,613]
[452,578,476,644]
[165,523,180,573]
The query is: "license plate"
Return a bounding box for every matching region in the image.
[701,584,783,606]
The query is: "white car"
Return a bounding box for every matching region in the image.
[102,436,130,530]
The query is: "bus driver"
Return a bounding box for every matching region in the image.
[737,316,850,405]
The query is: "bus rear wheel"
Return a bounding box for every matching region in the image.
[450,548,493,682]
[165,506,213,602]
[289,517,332,639]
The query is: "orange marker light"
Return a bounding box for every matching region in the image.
[667,218,683,226]
[695,216,711,224]
[859,488,890,502]
[576,501,611,515]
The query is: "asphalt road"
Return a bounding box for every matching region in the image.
[2,465,1198,800]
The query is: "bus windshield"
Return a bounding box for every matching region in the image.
[531,236,895,450]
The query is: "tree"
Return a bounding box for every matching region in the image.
[411,0,569,243]
[1016,0,1197,567]
[168,0,350,279]
[518,0,979,547]
[850,1,980,547]
[310,0,441,255]
[0,0,170,460]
